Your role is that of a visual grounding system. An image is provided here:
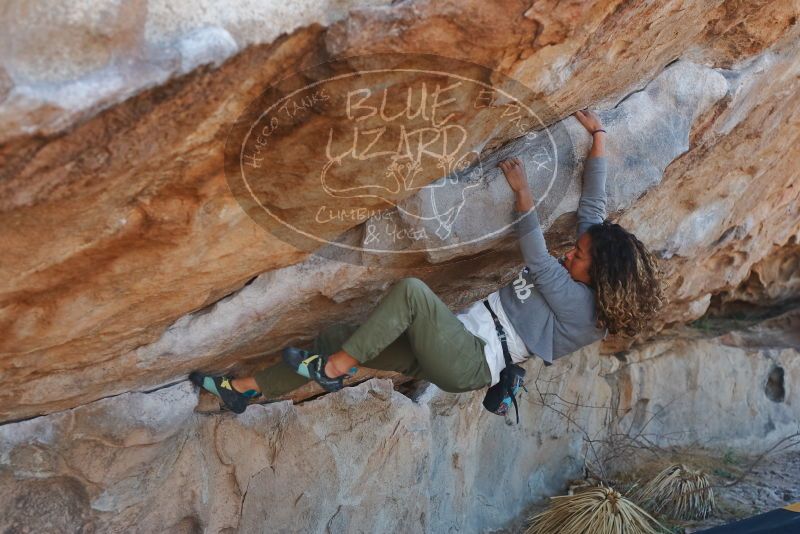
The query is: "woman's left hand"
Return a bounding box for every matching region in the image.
[573,109,603,133]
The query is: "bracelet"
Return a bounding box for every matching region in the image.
[591,129,607,135]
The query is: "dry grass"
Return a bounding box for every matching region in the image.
[525,485,668,534]
[631,464,716,520]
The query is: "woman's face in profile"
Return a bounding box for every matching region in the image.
[563,232,593,285]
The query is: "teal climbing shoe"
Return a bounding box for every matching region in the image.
[282,347,357,393]
[189,372,260,414]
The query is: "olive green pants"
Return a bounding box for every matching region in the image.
[253,277,492,398]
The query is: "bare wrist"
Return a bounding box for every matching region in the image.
[515,189,535,211]
[589,130,606,158]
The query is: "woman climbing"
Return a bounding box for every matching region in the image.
[189,109,667,414]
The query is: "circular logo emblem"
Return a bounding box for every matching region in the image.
[225,53,574,265]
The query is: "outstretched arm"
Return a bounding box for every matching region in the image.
[499,158,588,320]
[574,109,608,239]
[498,110,608,319]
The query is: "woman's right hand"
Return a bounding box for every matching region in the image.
[499,157,535,211]
[573,109,603,133]
[498,157,528,193]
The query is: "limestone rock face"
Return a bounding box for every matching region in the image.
[1,324,797,533]
[715,237,800,312]
[1,1,800,531]
[1,0,799,422]
[0,0,393,142]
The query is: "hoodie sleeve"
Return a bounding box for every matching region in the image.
[511,207,591,320]
[576,156,608,240]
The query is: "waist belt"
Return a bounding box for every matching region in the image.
[482,299,512,367]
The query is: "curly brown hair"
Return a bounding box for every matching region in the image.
[585,220,669,337]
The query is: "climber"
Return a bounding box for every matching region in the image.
[189,109,667,414]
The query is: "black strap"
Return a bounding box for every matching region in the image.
[510,389,520,424]
[483,300,522,423]
[484,295,553,368]
[483,300,512,367]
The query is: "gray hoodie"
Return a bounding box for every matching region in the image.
[498,156,609,366]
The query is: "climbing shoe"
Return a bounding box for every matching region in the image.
[282,347,357,393]
[482,363,527,424]
[189,372,260,414]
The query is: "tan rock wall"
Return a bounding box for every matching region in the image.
[1,325,796,532]
[3,2,800,531]
[1,1,798,421]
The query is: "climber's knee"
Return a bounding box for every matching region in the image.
[397,277,428,296]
